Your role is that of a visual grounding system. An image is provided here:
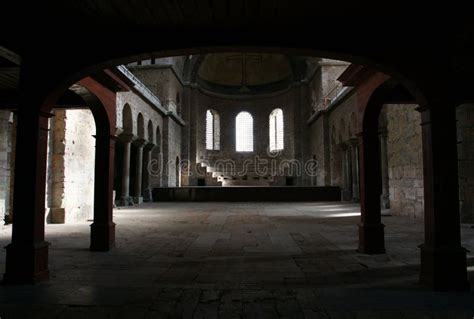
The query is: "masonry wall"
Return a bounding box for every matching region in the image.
[129,67,184,114]
[308,117,327,186]
[457,103,474,223]
[193,88,302,186]
[383,104,424,219]
[116,91,166,193]
[163,117,183,187]
[0,111,14,223]
[46,109,96,223]
[326,92,359,187]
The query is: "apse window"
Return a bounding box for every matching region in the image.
[269,108,284,151]
[206,109,220,150]
[236,111,254,152]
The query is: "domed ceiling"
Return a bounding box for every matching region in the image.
[197,53,293,93]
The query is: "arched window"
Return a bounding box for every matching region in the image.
[236,111,254,152]
[206,109,220,150]
[269,108,284,151]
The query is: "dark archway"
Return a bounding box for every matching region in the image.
[3,77,116,284]
[1,39,469,291]
[358,79,469,290]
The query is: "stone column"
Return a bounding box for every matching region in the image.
[133,139,146,204]
[357,130,385,254]
[90,133,116,251]
[4,107,52,284]
[119,134,134,206]
[142,143,155,202]
[417,105,469,291]
[341,143,353,201]
[350,138,360,201]
[379,130,390,209]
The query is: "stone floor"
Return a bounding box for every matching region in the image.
[0,202,473,318]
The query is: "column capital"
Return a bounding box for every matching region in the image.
[349,137,359,146]
[133,138,147,147]
[118,133,135,143]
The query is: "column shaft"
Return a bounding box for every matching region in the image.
[120,135,134,206]
[142,144,154,202]
[357,130,385,254]
[133,139,146,204]
[90,133,116,251]
[4,108,51,284]
[418,105,469,291]
[379,132,390,209]
[350,139,360,201]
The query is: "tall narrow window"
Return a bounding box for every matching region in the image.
[269,108,284,151]
[236,111,254,152]
[206,109,220,150]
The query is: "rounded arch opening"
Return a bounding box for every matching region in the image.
[137,113,145,139]
[147,120,154,144]
[122,104,133,135]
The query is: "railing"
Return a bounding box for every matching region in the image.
[312,83,346,113]
[116,65,165,111]
[116,65,185,125]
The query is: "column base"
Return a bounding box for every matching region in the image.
[341,189,353,201]
[357,223,386,254]
[90,222,116,251]
[133,196,143,205]
[419,243,470,291]
[118,196,134,206]
[143,189,153,202]
[380,194,390,209]
[3,241,50,284]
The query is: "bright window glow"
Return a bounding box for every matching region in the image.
[236,111,253,152]
[269,108,284,151]
[206,109,220,150]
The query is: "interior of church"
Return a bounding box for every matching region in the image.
[1,2,474,317]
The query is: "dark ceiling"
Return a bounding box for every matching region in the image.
[1,1,474,102]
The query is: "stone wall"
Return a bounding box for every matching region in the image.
[162,117,183,187]
[308,116,327,186]
[457,103,474,223]
[383,104,424,219]
[46,109,96,223]
[191,87,303,186]
[0,111,15,223]
[128,66,184,115]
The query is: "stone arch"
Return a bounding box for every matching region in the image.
[122,104,133,135]
[137,113,144,139]
[147,120,154,144]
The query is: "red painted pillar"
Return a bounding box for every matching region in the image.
[357,129,386,254]
[418,105,469,291]
[3,107,52,284]
[90,132,116,251]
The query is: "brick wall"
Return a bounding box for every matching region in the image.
[383,104,424,219]
[46,109,96,223]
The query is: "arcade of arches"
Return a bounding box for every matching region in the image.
[0,48,473,314]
